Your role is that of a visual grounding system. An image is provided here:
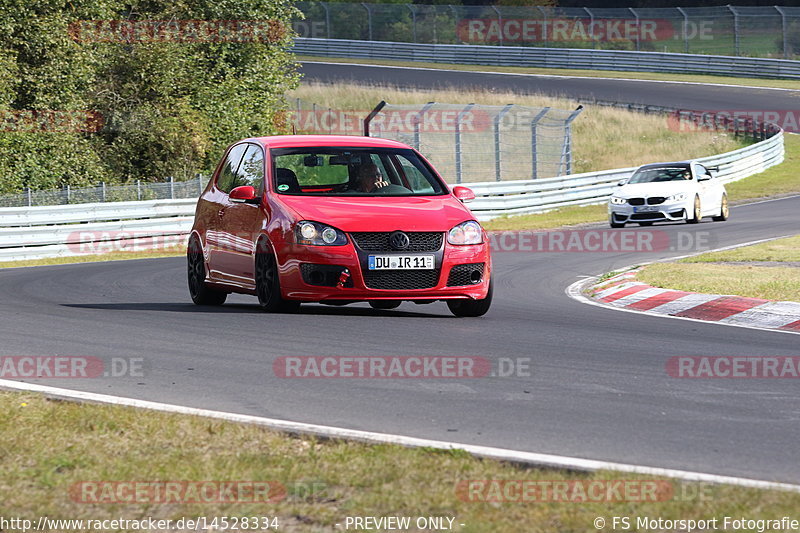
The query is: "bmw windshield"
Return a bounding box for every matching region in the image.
[271,147,448,196]
[627,166,692,184]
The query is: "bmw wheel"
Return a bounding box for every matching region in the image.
[686,196,701,224]
[712,194,729,222]
[187,237,227,306]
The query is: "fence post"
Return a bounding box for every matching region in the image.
[537,6,548,48]
[561,106,584,176]
[413,102,435,150]
[361,3,372,41]
[727,6,740,56]
[66,184,70,204]
[198,175,204,196]
[169,176,175,199]
[26,187,31,207]
[629,8,641,51]
[494,104,514,181]
[101,181,106,202]
[584,8,596,48]
[321,2,331,39]
[408,4,417,43]
[676,7,689,54]
[450,5,460,44]
[530,107,550,179]
[775,6,789,59]
[454,103,475,184]
[491,6,502,46]
[137,180,141,201]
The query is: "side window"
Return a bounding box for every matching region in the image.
[238,144,265,194]
[216,144,247,194]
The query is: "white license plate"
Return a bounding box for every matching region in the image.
[634,206,658,212]
[368,255,435,270]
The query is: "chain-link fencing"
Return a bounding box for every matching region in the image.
[293,3,800,59]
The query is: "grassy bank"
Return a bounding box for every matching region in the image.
[290,83,745,175]
[1,389,798,532]
[636,235,800,301]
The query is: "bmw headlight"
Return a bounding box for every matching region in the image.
[448,221,483,246]
[295,221,348,246]
[667,192,688,202]
[610,196,627,205]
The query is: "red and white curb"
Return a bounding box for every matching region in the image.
[585,269,800,333]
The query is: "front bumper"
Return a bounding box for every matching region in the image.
[609,200,691,223]
[277,239,491,302]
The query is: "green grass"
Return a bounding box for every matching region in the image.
[298,55,800,90]
[680,235,800,263]
[636,234,800,301]
[2,389,799,530]
[636,262,800,301]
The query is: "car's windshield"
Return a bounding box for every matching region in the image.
[627,166,692,184]
[271,147,448,196]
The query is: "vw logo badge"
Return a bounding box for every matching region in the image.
[389,231,410,250]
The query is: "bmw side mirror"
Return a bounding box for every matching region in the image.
[230,185,260,204]
[617,179,627,186]
[452,186,476,203]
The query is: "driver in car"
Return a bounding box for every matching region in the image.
[355,163,390,192]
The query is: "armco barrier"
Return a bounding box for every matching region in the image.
[0,131,785,260]
[293,38,800,80]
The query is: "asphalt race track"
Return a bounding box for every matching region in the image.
[2,196,800,483]
[299,61,800,112]
[2,65,800,484]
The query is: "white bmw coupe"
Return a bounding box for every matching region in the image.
[608,161,729,228]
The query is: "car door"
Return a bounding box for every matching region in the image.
[222,143,267,283]
[693,162,717,215]
[206,143,247,282]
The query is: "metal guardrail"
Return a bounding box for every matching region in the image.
[468,131,784,220]
[0,131,785,260]
[293,38,800,79]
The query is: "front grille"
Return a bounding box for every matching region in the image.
[630,212,665,220]
[647,197,666,205]
[627,198,645,206]
[300,264,353,287]
[363,269,440,290]
[447,263,485,287]
[350,232,443,252]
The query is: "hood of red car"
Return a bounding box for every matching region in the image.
[276,194,474,232]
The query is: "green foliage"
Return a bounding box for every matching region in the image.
[0,0,300,191]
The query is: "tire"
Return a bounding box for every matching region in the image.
[255,240,300,313]
[447,279,493,318]
[369,301,401,310]
[609,215,625,229]
[637,222,654,227]
[712,194,729,221]
[187,238,227,306]
[686,196,701,224]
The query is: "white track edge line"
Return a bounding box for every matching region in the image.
[301,60,799,92]
[1,379,798,492]
[566,234,800,337]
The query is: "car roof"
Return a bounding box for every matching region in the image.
[637,161,696,170]
[246,135,411,150]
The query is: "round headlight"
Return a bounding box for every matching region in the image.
[448,226,465,243]
[300,223,317,240]
[321,227,338,244]
[462,222,481,242]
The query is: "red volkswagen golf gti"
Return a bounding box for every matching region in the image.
[187,135,492,317]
